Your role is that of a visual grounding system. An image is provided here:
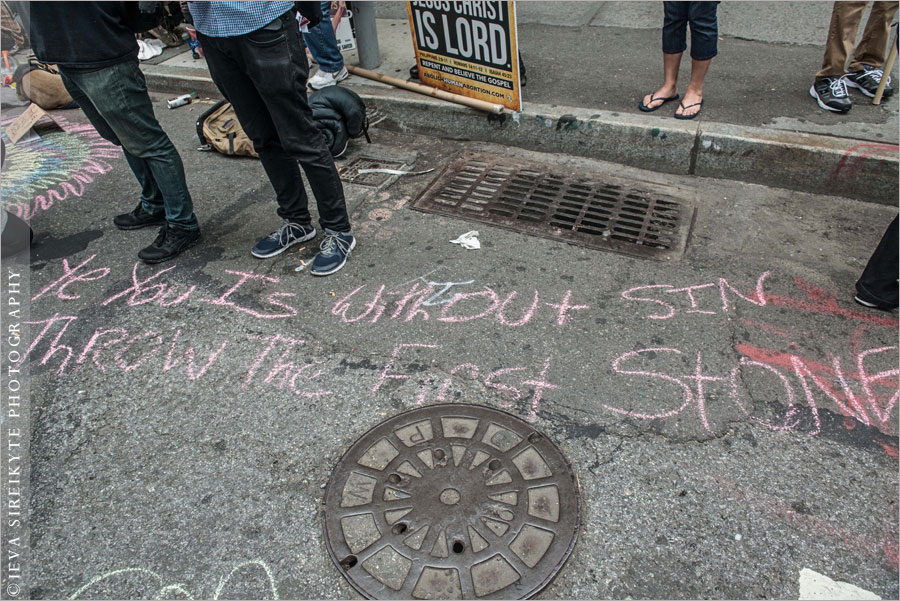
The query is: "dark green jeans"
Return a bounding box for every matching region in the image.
[59,60,199,230]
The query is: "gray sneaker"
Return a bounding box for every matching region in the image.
[810,76,851,112]
[845,65,893,98]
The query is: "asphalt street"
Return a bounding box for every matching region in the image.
[1,88,897,600]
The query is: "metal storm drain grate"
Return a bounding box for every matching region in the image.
[412,152,695,260]
[340,157,406,188]
[321,405,580,600]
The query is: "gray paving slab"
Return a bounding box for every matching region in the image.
[515,1,602,26]
[2,96,897,601]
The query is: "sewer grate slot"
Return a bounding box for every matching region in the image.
[321,405,580,600]
[412,152,695,260]
[340,158,406,187]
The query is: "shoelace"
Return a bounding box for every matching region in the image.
[268,220,305,244]
[154,224,170,245]
[829,77,849,98]
[863,67,890,85]
[319,232,352,257]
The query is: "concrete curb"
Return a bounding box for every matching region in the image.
[144,68,898,206]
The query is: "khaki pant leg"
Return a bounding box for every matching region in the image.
[817,1,868,78]
[849,1,899,71]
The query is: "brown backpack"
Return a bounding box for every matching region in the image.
[195,100,258,158]
[13,61,74,110]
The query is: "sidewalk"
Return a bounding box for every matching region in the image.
[140,2,900,204]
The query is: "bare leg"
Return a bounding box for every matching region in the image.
[676,57,711,117]
[642,52,682,109]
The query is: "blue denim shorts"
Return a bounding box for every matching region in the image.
[663,1,720,61]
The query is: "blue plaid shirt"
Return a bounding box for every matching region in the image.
[188,1,294,37]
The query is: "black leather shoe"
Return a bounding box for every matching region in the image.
[137,224,200,264]
[114,202,166,230]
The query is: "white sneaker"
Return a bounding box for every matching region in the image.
[308,66,349,90]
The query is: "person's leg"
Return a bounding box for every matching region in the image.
[855,216,899,309]
[848,1,898,70]
[234,13,351,233]
[197,30,313,228]
[303,1,344,72]
[58,62,198,231]
[675,1,717,118]
[642,1,687,110]
[817,1,868,79]
[58,68,166,218]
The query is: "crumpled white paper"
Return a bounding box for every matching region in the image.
[137,39,165,61]
[450,231,481,250]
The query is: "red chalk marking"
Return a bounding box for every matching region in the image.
[667,283,717,315]
[738,319,796,341]
[485,367,528,403]
[75,327,129,373]
[391,282,433,319]
[544,290,590,326]
[162,329,228,381]
[438,288,500,323]
[402,283,434,323]
[199,270,297,319]
[621,285,676,320]
[435,363,480,403]
[856,346,899,424]
[605,348,694,420]
[764,278,898,328]
[372,343,438,395]
[712,475,899,571]
[241,334,307,389]
[496,290,541,327]
[114,331,164,373]
[737,344,898,426]
[101,262,178,307]
[21,314,79,375]
[682,351,727,432]
[520,357,559,422]
[32,254,109,302]
[878,441,899,458]
[719,272,769,312]
[828,143,899,183]
[730,357,815,434]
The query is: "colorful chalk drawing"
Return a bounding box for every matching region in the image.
[68,559,278,599]
[1,113,120,221]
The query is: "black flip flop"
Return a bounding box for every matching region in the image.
[638,93,680,112]
[674,100,703,120]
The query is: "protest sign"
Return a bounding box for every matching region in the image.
[406,1,521,112]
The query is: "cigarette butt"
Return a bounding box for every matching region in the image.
[330,291,335,297]
[300,260,306,265]
[298,247,306,252]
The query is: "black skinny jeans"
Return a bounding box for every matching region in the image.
[198,10,350,232]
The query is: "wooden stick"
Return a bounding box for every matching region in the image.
[873,29,898,105]
[346,65,504,114]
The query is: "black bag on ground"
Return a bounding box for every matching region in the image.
[197,88,370,159]
[308,85,370,158]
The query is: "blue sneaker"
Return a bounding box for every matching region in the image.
[310,229,355,276]
[251,219,316,258]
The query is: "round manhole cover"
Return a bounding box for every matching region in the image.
[321,404,580,599]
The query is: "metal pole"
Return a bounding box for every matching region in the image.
[354,1,380,70]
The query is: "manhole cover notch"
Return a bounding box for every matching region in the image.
[411,151,695,261]
[321,404,581,599]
